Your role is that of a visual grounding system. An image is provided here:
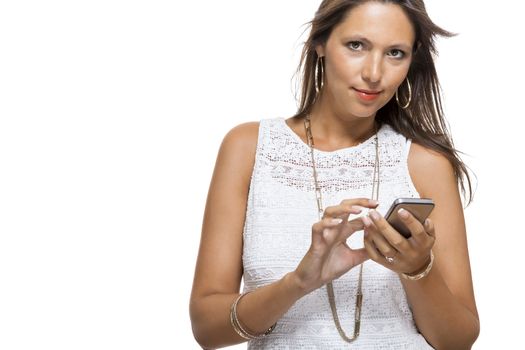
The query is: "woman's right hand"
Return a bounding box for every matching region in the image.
[292,198,379,294]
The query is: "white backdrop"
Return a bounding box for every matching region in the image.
[1,1,523,349]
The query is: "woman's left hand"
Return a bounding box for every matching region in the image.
[362,208,435,275]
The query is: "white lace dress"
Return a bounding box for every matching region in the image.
[241,117,433,349]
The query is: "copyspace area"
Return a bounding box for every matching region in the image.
[0,1,522,349]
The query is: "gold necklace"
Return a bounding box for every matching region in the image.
[303,115,380,342]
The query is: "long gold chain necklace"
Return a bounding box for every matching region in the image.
[303,115,380,342]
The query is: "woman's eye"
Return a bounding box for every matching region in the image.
[389,49,405,58]
[348,41,362,50]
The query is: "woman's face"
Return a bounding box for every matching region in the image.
[316,1,416,119]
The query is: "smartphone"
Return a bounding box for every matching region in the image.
[384,198,434,238]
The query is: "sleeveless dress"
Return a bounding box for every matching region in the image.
[242,117,433,349]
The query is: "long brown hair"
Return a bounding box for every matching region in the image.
[292,0,474,204]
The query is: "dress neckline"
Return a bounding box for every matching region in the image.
[279,117,382,155]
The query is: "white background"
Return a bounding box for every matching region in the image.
[0,1,523,349]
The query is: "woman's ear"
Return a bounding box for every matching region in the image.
[315,43,325,58]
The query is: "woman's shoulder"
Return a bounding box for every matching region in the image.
[409,142,453,172]
[220,117,285,151]
[209,121,262,200]
[218,121,261,169]
[222,121,260,147]
[407,142,456,198]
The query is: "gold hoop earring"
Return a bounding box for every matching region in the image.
[395,78,412,109]
[314,56,324,94]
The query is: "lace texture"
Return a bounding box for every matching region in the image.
[242,117,433,349]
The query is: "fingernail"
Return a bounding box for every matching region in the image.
[398,208,409,219]
[424,218,430,227]
[370,210,380,220]
[369,199,379,206]
[330,218,343,225]
[362,215,372,227]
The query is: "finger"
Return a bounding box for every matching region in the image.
[322,204,363,220]
[367,227,398,260]
[311,217,343,245]
[331,198,378,222]
[361,215,375,230]
[340,198,379,209]
[368,210,410,252]
[337,216,366,241]
[345,216,365,232]
[363,216,398,258]
[424,218,435,238]
[397,208,430,245]
[312,217,343,232]
[363,230,382,262]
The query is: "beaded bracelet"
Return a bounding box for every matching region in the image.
[400,251,434,281]
[229,292,276,340]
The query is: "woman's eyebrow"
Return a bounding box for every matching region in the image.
[345,35,412,50]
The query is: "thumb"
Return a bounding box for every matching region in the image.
[351,248,370,266]
[339,217,365,241]
[346,216,365,231]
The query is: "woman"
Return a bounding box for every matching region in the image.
[190,0,480,348]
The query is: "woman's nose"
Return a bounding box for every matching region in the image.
[361,53,382,84]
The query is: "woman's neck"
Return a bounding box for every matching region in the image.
[307,103,377,150]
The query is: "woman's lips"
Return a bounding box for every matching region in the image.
[353,88,381,101]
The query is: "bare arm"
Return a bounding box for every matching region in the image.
[189,122,301,348]
[362,142,479,349]
[402,143,479,349]
[189,122,376,349]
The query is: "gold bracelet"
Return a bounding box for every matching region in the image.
[229,291,276,340]
[400,251,434,281]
